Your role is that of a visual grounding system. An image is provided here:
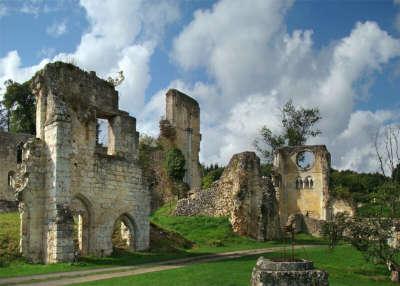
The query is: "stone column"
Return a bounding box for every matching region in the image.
[44,117,74,263]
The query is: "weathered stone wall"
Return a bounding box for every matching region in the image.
[273,145,331,226]
[0,132,32,211]
[330,198,355,217]
[175,151,281,241]
[162,89,201,191]
[14,62,150,263]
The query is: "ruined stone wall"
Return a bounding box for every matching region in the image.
[15,62,149,263]
[330,198,355,217]
[175,152,281,241]
[273,145,331,226]
[0,132,32,211]
[163,89,201,190]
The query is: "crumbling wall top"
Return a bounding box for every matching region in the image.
[275,145,329,155]
[166,89,199,114]
[31,62,119,118]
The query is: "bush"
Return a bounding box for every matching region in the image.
[164,148,186,182]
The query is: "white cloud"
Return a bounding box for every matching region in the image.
[1,0,400,174]
[0,51,49,98]
[0,0,180,118]
[46,20,68,37]
[168,0,400,172]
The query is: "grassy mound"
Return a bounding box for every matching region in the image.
[151,203,291,252]
[150,222,194,252]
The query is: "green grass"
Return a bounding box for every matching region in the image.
[0,205,320,278]
[151,203,294,253]
[0,212,20,265]
[72,245,394,286]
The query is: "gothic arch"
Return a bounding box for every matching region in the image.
[71,194,92,255]
[112,213,137,251]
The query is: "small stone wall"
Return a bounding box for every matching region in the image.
[175,151,281,241]
[250,257,329,286]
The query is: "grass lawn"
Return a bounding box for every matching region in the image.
[72,245,394,286]
[0,204,321,279]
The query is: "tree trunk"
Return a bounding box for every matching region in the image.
[391,270,400,283]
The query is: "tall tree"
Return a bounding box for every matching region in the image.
[3,80,36,134]
[254,100,321,162]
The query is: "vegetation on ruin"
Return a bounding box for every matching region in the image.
[72,246,393,286]
[164,148,186,182]
[254,99,321,162]
[201,164,224,189]
[1,80,36,134]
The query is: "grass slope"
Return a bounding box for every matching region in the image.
[73,246,393,286]
[0,212,20,265]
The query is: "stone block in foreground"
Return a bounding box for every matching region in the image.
[250,257,329,286]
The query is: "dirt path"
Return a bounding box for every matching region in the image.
[0,245,319,286]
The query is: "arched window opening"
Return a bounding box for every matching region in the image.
[16,143,23,164]
[112,214,135,252]
[296,177,303,189]
[304,176,314,189]
[8,171,15,187]
[71,196,91,256]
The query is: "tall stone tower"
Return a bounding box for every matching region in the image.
[272,145,331,225]
[163,89,201,190]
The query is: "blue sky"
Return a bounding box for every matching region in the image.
[1,0,400,172]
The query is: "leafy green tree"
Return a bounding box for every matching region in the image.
[164,148,186,182]
[347,217,400,281]
[3,80,35,134]
[373,181,400,218]
[201,166,224,189]
[255,100,321,162]
[321,212,349,249]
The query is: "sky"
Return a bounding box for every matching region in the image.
[1,0,400,173]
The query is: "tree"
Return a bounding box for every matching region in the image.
[254,100,321,162]
[346,217,400,281]
[164,148,187,200]
[320,212,349,249]
[201,165,224,189]
[164,148,186,182]
[3,80,35,134]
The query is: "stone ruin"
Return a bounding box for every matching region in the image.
[12,62,150,263]
[273,145,353,234]
[273,145,331,225]
[147,89,202,210]
[176,144,349,238]
[0,132,32,212]
[0,61,354,264]
[161,89,202,191]
[175,152,282,241]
